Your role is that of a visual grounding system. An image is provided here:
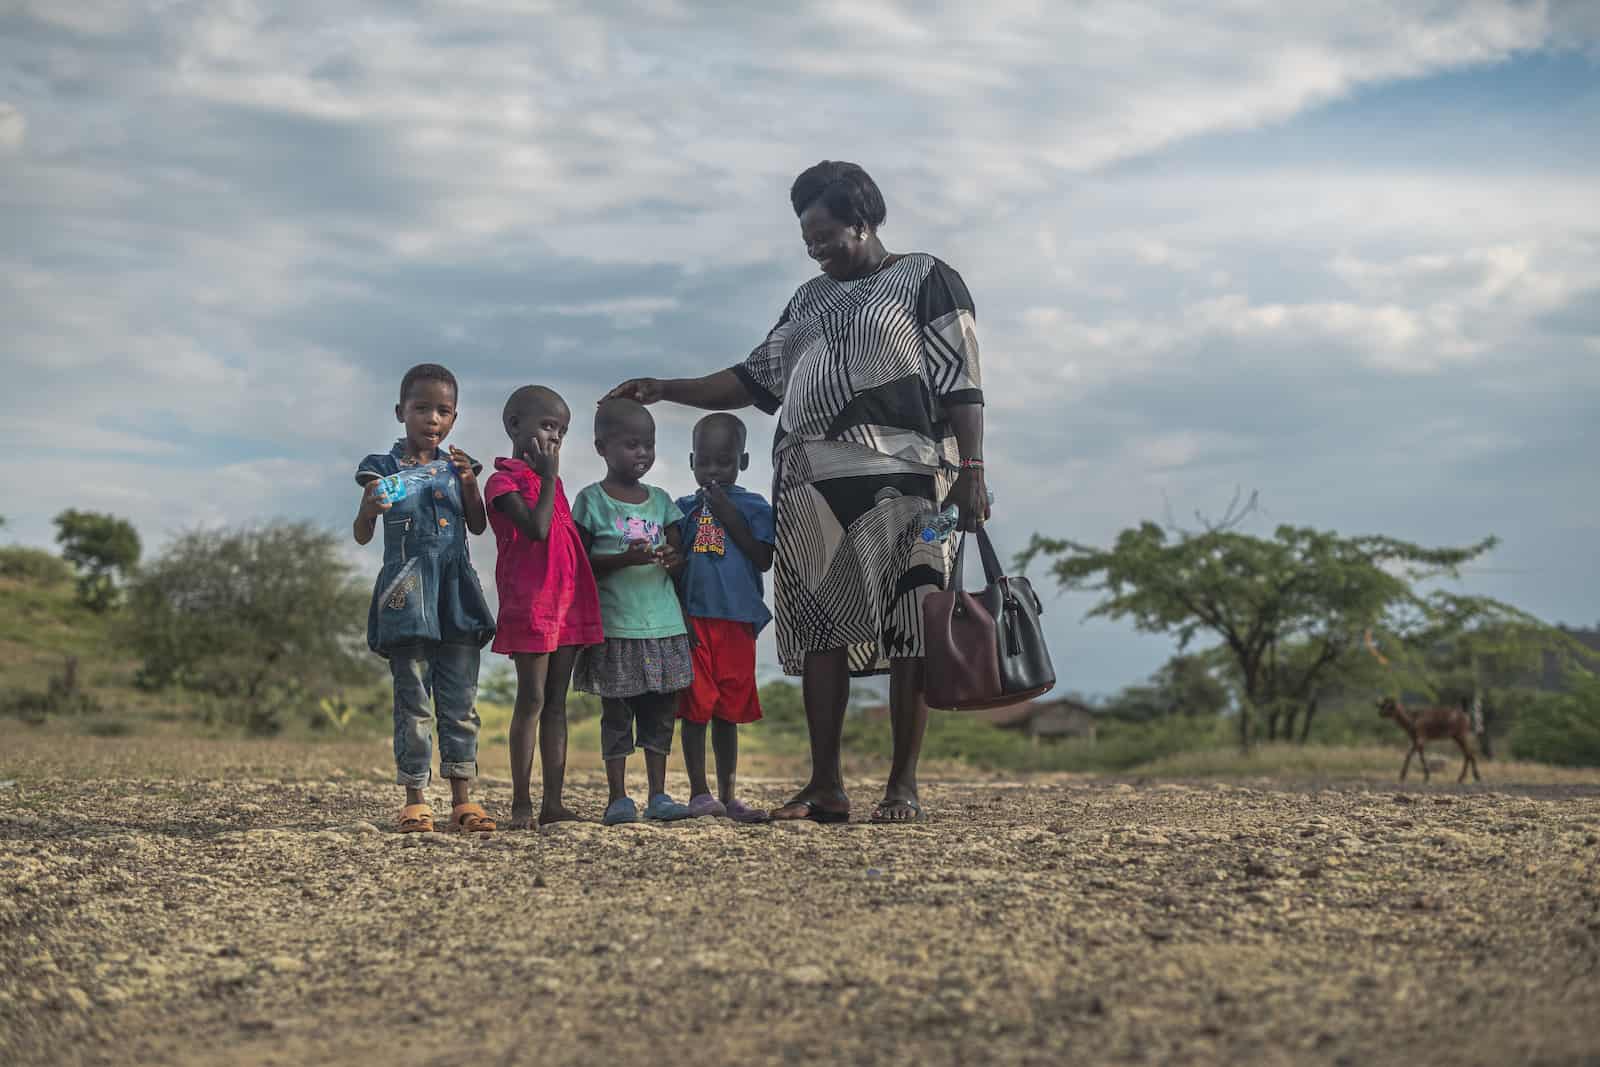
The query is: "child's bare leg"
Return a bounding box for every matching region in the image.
[405,786,426,807]
[681,720,712,797]
[508,652,550,829]
[712,719,739,806]
[538,646,580,824]
[605,757,628,804]
[449,777,470,806]
[644,748,669,799]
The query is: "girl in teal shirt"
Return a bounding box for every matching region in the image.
[572,398,694,825]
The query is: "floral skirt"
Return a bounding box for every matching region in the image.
[573,634,694,699]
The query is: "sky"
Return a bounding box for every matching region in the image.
[3,1,1598,697]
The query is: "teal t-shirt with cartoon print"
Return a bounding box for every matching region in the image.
[570,483,687,640]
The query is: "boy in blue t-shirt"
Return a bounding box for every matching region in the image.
[674,413,775,824]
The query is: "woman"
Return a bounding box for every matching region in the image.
[606,160,989,824]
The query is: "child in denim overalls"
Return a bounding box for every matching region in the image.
[354,363,497,833]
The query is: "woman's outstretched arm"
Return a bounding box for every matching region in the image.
[604,369,753,410]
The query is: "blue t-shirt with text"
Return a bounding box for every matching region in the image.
[674,485,775,632]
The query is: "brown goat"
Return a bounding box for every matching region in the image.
[1376,697,1481,784]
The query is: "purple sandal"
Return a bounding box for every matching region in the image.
[687,793,727,818]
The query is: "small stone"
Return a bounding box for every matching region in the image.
[57,987,91,1012]
[264,955,305,974]
[784,965,829,986]
[336,821,381,836]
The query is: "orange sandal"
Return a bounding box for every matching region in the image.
[397,803,435,833]
[449,802,496,833]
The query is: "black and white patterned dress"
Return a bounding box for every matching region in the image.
[731,253,984,677]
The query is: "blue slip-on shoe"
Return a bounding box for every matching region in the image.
[644,792,692,821]
[602,797,639,826]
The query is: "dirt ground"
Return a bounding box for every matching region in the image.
[2,738,1599,1067]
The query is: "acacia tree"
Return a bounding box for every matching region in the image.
[54,509,141,611]
[1019,520,1497,751]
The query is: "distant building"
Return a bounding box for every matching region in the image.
[864,696,1097,742]
[978,697,1097,742]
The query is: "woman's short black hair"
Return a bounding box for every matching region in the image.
[399,363,458,404]
[790,160,887,232]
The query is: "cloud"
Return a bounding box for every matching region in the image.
[3,2,1597,692]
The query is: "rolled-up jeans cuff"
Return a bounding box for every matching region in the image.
[439,761,477,781]
[396,769,431,789]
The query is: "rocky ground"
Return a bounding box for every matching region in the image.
[2,747,1599,1066]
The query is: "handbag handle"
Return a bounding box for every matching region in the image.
[949,524,1005,593]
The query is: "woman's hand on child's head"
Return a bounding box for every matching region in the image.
[360,482,393,518]
[603,378,663,405]
[448,446,477,485]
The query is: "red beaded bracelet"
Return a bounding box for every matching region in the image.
[959,457,984,470]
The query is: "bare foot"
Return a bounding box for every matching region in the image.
[538,805,580,826]
[508,804,535,831]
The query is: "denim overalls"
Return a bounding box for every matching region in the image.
[358,442,496,788]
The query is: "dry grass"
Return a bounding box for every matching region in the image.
[1138,741,1600,785]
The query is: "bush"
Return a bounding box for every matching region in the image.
[838,705,1231,774]
[1510,674,1600,767]
[126,522,373,735]
[3,656,101,723]
[0,546,74,586]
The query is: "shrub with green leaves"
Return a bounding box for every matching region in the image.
[1510,674,1600,767]
[126,522,373,734]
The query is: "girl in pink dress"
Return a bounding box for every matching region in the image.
[483,386,605,828]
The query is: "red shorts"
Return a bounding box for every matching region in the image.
[677,617,763,725]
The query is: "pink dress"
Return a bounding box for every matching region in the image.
[483,459,605,655]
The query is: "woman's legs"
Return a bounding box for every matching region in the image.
[874,655,929,821]
[507,652,550,829]
[772,647,851,818]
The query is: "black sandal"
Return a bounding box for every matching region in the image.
[869,798,926,824]
[770,800,850,824]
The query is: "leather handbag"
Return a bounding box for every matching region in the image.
[922,525,1056,711]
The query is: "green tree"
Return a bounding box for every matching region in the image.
[53,509,141,611]
[1020,519,1496,751]
[1102,653,1230,723]
[126,522,371,734]
[1400,601,1600,757]
[1509,671,1600,767]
